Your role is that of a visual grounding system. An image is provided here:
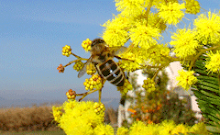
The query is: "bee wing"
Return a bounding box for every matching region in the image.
[78,57,93,78]
[111,46,127,56]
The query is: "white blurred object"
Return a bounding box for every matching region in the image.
[117,61,202,127]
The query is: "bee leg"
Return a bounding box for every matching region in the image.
[114,55,134,62]
[98,88,102,103]
[98,78,106,103]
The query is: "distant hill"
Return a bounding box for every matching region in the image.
[0,97,120,109]
[0,98,57,108]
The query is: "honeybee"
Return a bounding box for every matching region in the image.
[78,38,128,86]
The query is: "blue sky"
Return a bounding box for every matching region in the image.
[0,0,220,102]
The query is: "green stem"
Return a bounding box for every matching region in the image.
[77,89,100,101]
[64,59,78,67]
[71,52,81,59]
[77,79,106,102]
[145,0,153,23]
[140,65,164,69]
[64,58,88,67]
[99,88,102,103]
[152,67,163,80]
[79,58,89,61]
[98,79,106,103]
[161,55,182,62]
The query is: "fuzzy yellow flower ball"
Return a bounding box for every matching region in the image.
[205,51,220,73]
[194,11,220,45]
[176,69,197,90]
[170,28,200,59]
[158,2,185,25]
[52,100,106,135]
[185,0,200,14]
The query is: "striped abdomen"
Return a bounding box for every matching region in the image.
[96,59,124,86]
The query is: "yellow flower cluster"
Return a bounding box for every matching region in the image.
[86,63,96,75]
[115,0,145,18]
[118,47,145,71]
[144,44,170,66]
[129,121,149,135]
[117,120,209,135]
[52,100,112,135]
[100,0,209,75]
[84,74,103,90]
[93,124,114,135]
[157,2,185,25]
[170,28,200,59]
[185,0,200,14]
[53,103,209,135]
[194,11,220,45]
[73,60,84,71]
[101,0,202,74]
[176,69,198,90]
[189,122,210,134]
[62,45,72,57]
[93,102,105,114]
[171,124,189,135]
[147,13,167,33]
[142,78,156,93]
[117,79,133,95]
[52,106,63,122]
[130,23,161,49]
[206,51,220,73]
[116,127,129,135]
[102,15,130,47]
[81,38,92,52]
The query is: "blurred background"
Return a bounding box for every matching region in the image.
[0,0,220,134]
[0,0,122,108]
[1,0,219,107]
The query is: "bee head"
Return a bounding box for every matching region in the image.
[91,38,105,47]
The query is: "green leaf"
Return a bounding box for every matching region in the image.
[197,80,219,90]
[206,126,220,133]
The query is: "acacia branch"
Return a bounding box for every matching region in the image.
[77,89,100,101]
